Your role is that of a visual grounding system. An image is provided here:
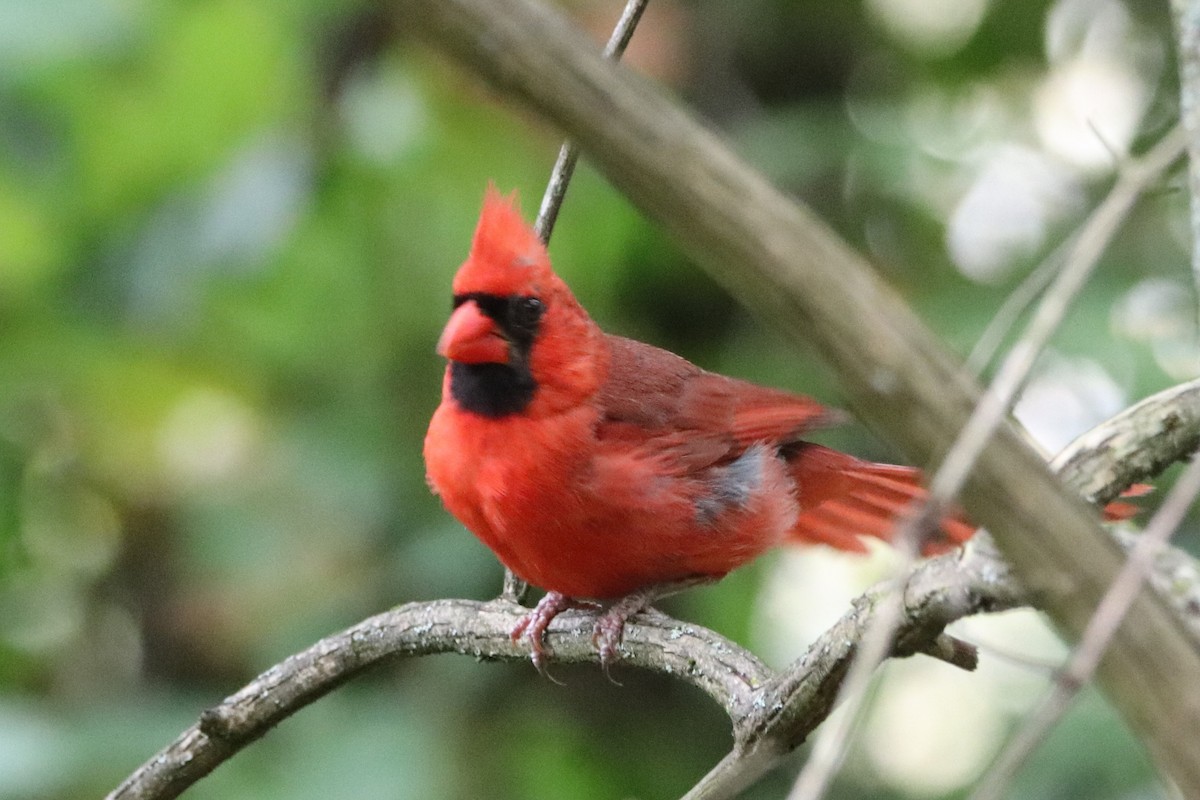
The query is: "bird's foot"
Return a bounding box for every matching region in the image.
[590,591,656,681]
[512,577,716,679]
[511,591,578,679]
[509,590,647,680]
[592,577,717,676]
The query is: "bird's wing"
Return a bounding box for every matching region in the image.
[594,335,842,473]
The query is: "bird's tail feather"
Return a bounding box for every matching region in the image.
[782,443,1143,556]
[783,443,972,555]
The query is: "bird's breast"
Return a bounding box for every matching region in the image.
[425,400,597,538]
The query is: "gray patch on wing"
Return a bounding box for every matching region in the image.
[695,443,768,526]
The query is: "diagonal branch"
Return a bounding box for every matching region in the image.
[961,379,1200,800]
[1170,0,1200,313]
[534,0,650,242]
[687,536,1025,800]
[1053,378,1200,645]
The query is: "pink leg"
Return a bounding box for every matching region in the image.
[511,591,579,675]
[591,591,654,672]
[512,577,716,676]
[592,576,716,671]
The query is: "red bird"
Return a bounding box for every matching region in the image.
[425,188,1131,669]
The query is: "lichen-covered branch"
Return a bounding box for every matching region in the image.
[1054,377,1200,642]
[1055,377,1200,507]
[106,598,769,800]
[105,552,1011,800]
[681,535,1023,800]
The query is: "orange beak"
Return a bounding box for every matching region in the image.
[437,301,510,364]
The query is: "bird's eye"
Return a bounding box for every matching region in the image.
[515,296,543,322]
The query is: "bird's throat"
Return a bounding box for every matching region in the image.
[449,360,536,418]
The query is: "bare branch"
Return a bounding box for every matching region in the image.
[104,541,1017,800]
[967,117,1182,376]
[962,378,1200,800]
[931,125,1185,506]
[1054,377,1200,643]
[1054,377,1200,507]
[106,599,770,800]
[1170,0,1200,314]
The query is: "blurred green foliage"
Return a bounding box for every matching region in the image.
[0,0,1192,798]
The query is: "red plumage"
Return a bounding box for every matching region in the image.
[424,187,1131,667]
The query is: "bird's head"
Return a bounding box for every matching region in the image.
[437,186,606,417]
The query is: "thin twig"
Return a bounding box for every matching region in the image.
[965,237,1071,376]
[930,124,1185,508]
[969,454,1200,800]
[534,0,650,243]
[685,535,1026,800]
[783,566,909,800]
[784,124,1188,800]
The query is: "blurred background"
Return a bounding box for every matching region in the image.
[1,0,1196,797]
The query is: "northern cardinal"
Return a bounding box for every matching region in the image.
[424,187,1137,669]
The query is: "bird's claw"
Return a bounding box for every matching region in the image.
[511,588,667,680]
[591,613,627,685]
[590,591,660,681]
[511,591,575,682]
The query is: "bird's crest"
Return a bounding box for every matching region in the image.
[453,186,559,298]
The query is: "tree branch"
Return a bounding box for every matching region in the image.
[971,453,1200,800]
[105,549,1012,800]
[1170,0,1200,311]
[783,123,1186,800]
[106,598,769,800]
[1053,378,1200,643]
